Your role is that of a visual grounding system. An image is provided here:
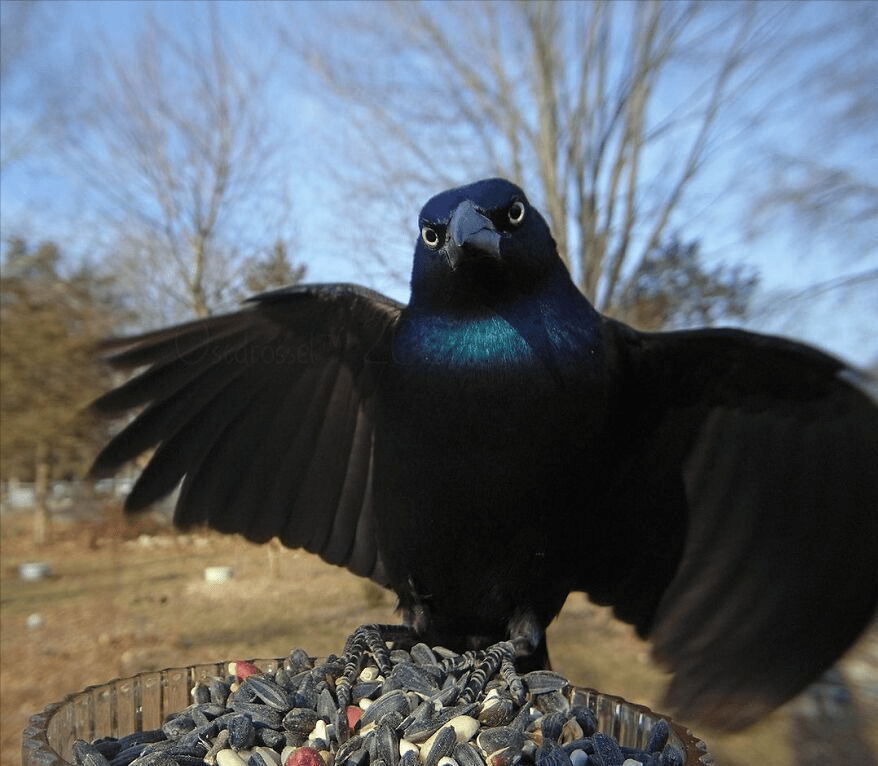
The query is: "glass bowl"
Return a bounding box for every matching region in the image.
[22,659,713,766]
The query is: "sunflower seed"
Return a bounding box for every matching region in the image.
[73,740,112,766]
[244,675,291,711]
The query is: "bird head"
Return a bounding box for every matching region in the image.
[410,178,564,311]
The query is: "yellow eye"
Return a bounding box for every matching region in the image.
[421,226,440,248]
[508,200,526,226]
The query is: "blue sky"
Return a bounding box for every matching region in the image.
[2,0,876,365]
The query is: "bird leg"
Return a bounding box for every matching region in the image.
[502,608,552,676]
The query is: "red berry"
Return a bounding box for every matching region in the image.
[285,747,323,766]
[230,660,260,680]
[347,705,363,731]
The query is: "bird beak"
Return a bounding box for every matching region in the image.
[446,199,501,269]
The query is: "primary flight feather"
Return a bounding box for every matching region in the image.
[91,178,878,730]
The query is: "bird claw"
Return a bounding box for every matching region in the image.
[500,654,527,706]
[441,641,525,706]
[335,625,527,720]
[335,623,419,716]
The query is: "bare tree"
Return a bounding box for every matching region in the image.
[0,0,63,173]
[57,3,300,324]
[280,0,800,324]
[749,1,878,259]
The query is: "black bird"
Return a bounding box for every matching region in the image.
[90,178,878,731]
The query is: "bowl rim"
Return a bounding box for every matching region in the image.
[22,657,714,766]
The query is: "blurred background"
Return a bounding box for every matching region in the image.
[2,1,876,765]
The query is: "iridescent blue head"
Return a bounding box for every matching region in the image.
[410,178,567,311]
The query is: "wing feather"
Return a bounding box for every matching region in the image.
[90,285,402,586]
[322,404,376,565]
[600,322,878,729]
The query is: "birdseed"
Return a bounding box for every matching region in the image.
[72,628,688,766]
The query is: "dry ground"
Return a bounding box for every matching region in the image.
[2,512,876,766]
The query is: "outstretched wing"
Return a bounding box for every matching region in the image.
[90,284,403,585]
[597,322,878,730]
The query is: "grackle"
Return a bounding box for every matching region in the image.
[90,178,878,730]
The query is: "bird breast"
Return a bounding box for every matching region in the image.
[392,312,540,371]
